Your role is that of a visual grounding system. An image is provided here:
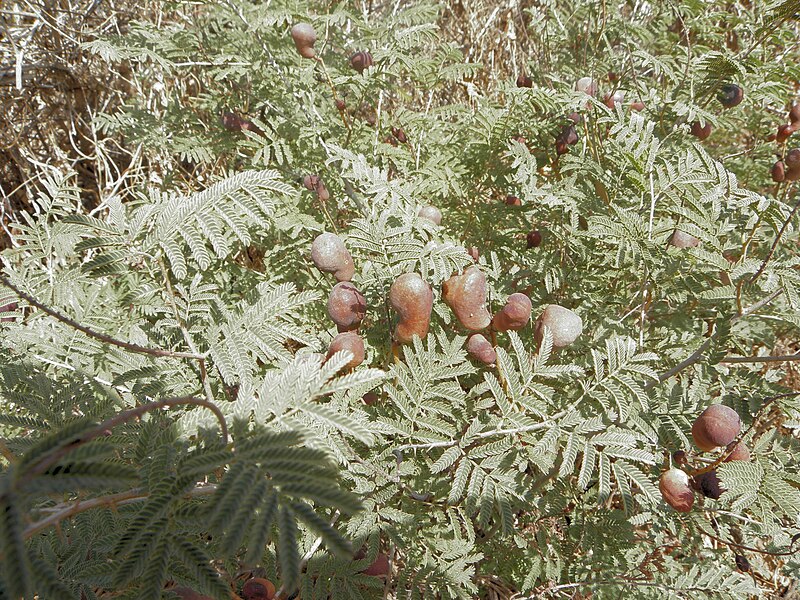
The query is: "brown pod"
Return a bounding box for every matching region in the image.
[327,282,366,332]
[735,554,750,572]
[604,90,625,109]
[672,450,688,466]
[311,232,355,281]
[466,333,496,365]
[669,229,700,248]
[442,266,492,331]
[327,332,365,369]
[526,230,543,249]
[492,293,532,332]
[690,121,712,141]
[350,51,373,74]
[787,164,800,181]
[575,76,598,96]
[467,246,480,261]
[557,124,579,148]
[534,305,583,349]
[717,84,743,108]
[362,553,390,576]
[790,103,800,124]
[691,404,741,452]
[391,127,407,143]
[291,23,317,59]
[516,73,533,88]
[221,112,243,131]
[786,148,800,168]
[418,205,442,225]
[335,98,346,111]
[505,195,522,206]
[242,577,277,600]
[659,468,695,512]
[724,441,750,462]
[696,469,723,499]
[776,123,796,143]
[772,161,786,182]
[630,100,646,112]
[567,112,583,125]
[362,392,379,406]
[390,273,433,343]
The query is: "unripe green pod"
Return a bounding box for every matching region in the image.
[492,293,532,332]
[442,266,492,331]
[390,273,433,343]
[327,282,366,332]
[659,468,694,512]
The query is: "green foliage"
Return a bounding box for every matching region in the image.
[2,0,800,597]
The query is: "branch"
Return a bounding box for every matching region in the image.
[721,353,800,364]
[749,192,800,285]
[0,274,203,360]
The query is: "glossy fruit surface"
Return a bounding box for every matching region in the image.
[390,273,433,343]
[442,266,492,331]
[659,468,694,512]
[327,332,365,369]
[327,282,366,332]
[526,230,543,248]
[691,404,741,451]
[717,83,743,108]
[311,232,354,281]
[466,333,496,364]
[772,161,786,182]
[535,305,583,349]
[777,123,796,143]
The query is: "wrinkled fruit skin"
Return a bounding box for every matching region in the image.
[291,23,317,58]
[669,229,700,248]
[696,469,723,499]
[311,232,354,282]
[327,332,365,369]
[362,553,390,576]
[692,404,741,452]
[772,161,786,182]
[527,230,543,249]
[492,293,532,332]
[327,282,367,332]
[171,587,213,600]
[442,266,492,331]
[350,51,373,73]
[724,441,750,462]
[466,333,496,365]
[390,273,433,343]
[242,577,277,600]
[659,468,695,512]
[516,73,533,88]
[534,304,583,349]
[691,121,712,140]
[418,205,442,225]
[718,83,743,108]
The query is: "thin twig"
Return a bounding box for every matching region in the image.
[0,274,203,360]
[749,194,800,285]
[721,353,800,364]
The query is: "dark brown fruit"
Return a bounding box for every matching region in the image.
[691,121,712,140]
[735,554,750,572]
[242,577,277,600]
[786,148,800,168]
[556,125,579,150]
[776,123,796,143]
[362,392,379,406]
[311,232,354,282]
[724,441,750,462]
[362,553,390,577]
[391,127,407,143]
[442,266,492,331]
[492,293,532,332]
[505,195,522,206]
[567,112,583,125]
[659,468,695,512]
[350,51,373,74]
[696,469,723,499]
[787,164,800,181]
[221,112,243,131]
[303,174,330,201]
[390,273,434,343]
[772,161,786,182]
[327,282,367,332]
[534,305,583,349]
[669,229,700,248]
[692,404,741,452]
[672,450,688,466]
[327,332,365,369]
[418,205,442,225]
[790,103,800,124]
[717,83,743,108]
[526,230,543,249]
[466,333,496,365]
[291,23,317,59]
[516,73,533,88]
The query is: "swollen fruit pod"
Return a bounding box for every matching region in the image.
[418,205,442,225]
[442,266,492,331]
[291,23,317,59]
[526,230,543,249]
[362,553,390,576]
[717,83,743,108]
[534,305,583,349]
[690,121,712,141]
[659,468,694,512]
[242,577,276,600]
[516,73,533,88]
[390,273,433,343]
[772,161,786,182]
[492,293,532,332]
[691,404,741,452]
[311,232,354,282]
[327,332,365,369]
[327,282,367,332]
[669,229,700,248]
[724,441,750,462]
[466,333,496,365]
[696,469,723,499]
[350,51,373,74]
[575,76,598,96]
